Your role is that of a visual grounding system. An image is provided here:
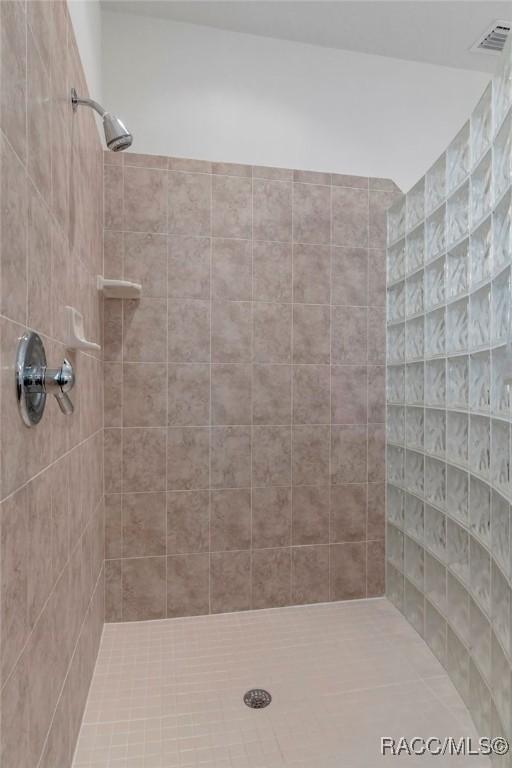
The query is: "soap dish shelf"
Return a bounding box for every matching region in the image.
[97,275,142,299]
[65,306,101,351]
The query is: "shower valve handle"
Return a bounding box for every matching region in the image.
[45,360,75,415]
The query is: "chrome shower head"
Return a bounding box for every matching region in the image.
[71,88,133,152]
[103,113,132,152]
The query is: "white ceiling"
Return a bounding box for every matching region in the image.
[102,0,512,73]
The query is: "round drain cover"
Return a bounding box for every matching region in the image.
[243,689,272,709]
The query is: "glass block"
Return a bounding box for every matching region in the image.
[446,297,468,354]
[469,351,490,412]
[387,365,405,404]
[426,153,446,214]
[470,476,491,548]
[404,579,425,635]
[387,523,404,570]
[425,205,446,262]
[492,490,510,578]
[424,256,445,310]
[447,573,470,646]
[446,239,469,300]
[470,541,491,617]
[447,122,470,193]
[405,362,424,405]
[493,109,512,201]
[405,406,423,450]
[387,323,405,364]
[491,562,510,658]
[471,82,492,166]
[446,412,468,468]
[425,359,445,406]
[406,177,425,233]
[406,223,425,274]
[425,457,446,509]
[425,308,445,358]
[405,535,424,590]
[493,39,512,130]
[469,284,491,350]
[387,238,406,283]
[425,550,447,611]
[405,449,424,496]
[387,445,404,487]
[405,317,424,361]
[491,347,510,419]
[424,601,446,664]
[387,405,405,445]
[470,415,491,480]
[491,267,510,345]
[470,150,492,227]
[470,600,491,685]
[387,562,404,611]
[447,518,469,584]
[491,695,508,751]
[491,419,510,498]
[387,483,404,527]
[446,464,469,524]
[404,492,424,542]
[446,181,469,247]
[447,355,468,409]
[425,408,445,458]
[470,674,491,742]
[493,189,511,273]
[469,216,492,287]
[405,271,423,317]
[388,194,406,245]
[387,280,405,323]
[491,631,511,728]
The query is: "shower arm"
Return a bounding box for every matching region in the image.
[71,88,107,118]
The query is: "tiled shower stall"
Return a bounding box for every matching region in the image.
[386,37,512,749]
[103,156,398,620]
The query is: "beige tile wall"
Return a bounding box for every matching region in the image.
[0,1,104,765]
[104,152,400,620]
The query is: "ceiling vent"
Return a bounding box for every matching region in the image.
[471,20,511,55]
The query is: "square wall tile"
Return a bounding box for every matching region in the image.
[124,166,167,233]
[167,490,210,554]
[211,489,251,551]
[168,171,211,236]
[122,492,166,557]
[252,548,291,609]
[252,487,291,549]
[210,550,251,613]
[292,485,330,545]
[293,244,330,304]
[122,557,166,621]
[293,183,331,244]
[253,179,292,241]
[253,241,292,302]
[291,545,330,604]
[167,554,210,617]
[330,542,366,600]
[293,304,330,364]
[212,175,252,238]
[332,186,368,247]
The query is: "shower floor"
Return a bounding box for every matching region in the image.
[73,598,488,767]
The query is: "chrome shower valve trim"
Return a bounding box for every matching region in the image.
[16,332,75,427]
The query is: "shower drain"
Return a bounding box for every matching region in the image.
[243,689,272,709]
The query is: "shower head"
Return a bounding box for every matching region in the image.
[71,88,133,152]
[102,113,132,152]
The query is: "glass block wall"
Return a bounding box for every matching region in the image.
[386,40,512,745]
